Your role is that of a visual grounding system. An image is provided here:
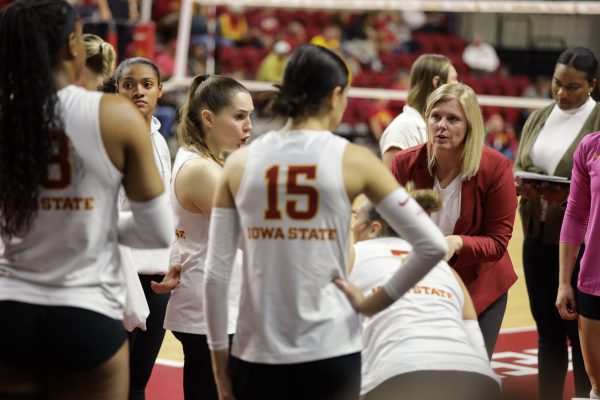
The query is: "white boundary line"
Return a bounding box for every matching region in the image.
[155,358,184,368]
[499,326,536,334]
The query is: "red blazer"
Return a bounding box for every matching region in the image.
[391,144,518,314]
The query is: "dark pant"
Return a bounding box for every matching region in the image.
[523,236,590,400]
[172,332,234,400]
[128,274,170,400]
[230,352,361,400]
[478,292,508,359]
[365,370,500,400]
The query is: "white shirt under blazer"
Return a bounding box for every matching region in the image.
[0,85,124,320]
[232,129,362,364]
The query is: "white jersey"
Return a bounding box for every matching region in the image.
[164,148,241,335]
[350,237,499,395]
[233,130,361,364]
[118,116,172,275]
[379,105,427,154]
[0,85,124,320]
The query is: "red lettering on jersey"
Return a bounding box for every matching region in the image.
[39,197,94,210]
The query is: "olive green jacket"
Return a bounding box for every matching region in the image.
[515,102,600,244]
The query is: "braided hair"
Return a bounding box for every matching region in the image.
[0,0,75,237]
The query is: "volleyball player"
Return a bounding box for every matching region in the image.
[350,192,500,400]
[114,57,174,400]
[76,33,116,91]
[203,44,448,400]
[158,74,252,400]
[0,1,172,399]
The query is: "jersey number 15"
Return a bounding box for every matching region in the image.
[264,165,318,220]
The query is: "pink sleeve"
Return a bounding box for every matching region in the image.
[560,141,591,244]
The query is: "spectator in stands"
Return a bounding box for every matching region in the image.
[310,25,342,52]
[154,39,175,79]
[413,11,449,34]
[515,46,600,400]
[380,54,458,168]
[152,0,180,40]
[188,38,208,76]
[246,8,278,49]
[368,99,394,142]
[462,34,500,76]
[391,83,518,359]
[485,113,518,161]
[402,9,426,30]
[344,12,381,70]
[284,21,306,49]
[388,68,410,113]
[382,12,414,53]
[256,40,291,83]
[95,0,139,62]
[217,5,248,47]
[522,75,552,120]
[190,5,211,52]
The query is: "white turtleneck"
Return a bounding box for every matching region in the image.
[530,96,596,175]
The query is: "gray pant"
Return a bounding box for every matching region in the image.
[478,293,508,359]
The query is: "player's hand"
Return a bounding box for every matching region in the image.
[151,265,182,294]
[334,278,366,312]
[556,283,578,320]
[444,235,463,262]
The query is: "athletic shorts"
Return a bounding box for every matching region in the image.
[578,290,600,320]
[230,352,361,400]
[0,301,126,372]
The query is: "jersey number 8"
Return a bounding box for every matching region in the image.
[41,135,72,190]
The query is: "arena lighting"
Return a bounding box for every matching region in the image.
[166,0,560,108]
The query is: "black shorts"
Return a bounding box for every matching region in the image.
[0,301,126,372]
[230,352,361,400]
[578,290,600,320]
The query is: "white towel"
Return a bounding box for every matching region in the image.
[120,245,150,332]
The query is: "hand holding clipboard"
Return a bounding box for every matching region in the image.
[514,171,570,204]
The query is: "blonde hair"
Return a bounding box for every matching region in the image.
[425,82,484,180]
[405,182,442,214]
[363,182,442,238]
[407,54,453,116]
[83,34,116,81]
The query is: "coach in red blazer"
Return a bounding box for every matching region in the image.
[390,83,517,358]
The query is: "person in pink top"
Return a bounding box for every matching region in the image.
[557,131,600,400]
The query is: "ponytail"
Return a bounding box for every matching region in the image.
[177,74,249,165]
